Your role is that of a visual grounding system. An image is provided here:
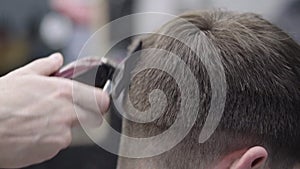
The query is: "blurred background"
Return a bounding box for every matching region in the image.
[0,0,299,168]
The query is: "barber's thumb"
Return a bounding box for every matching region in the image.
[21,53,64,76]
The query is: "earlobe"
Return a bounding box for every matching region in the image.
[231,146,268,169]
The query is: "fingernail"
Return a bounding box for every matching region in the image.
[49,53,63,66]
[49,52,63,61]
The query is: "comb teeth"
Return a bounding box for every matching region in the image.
[103,80,112,94]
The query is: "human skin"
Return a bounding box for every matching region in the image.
[0,53,109,168]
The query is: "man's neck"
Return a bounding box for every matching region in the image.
[117,157,161,169]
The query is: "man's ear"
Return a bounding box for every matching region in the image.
[231,146,268,169]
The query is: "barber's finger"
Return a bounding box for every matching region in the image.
[72,81,110,115]
[71,104,104,128]
[20,53,64,76]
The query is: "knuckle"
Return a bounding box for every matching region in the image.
[58,131,72,148]
[63,107,78,124]
[54,81,73,99]
[58,113,73,125]
[53,106,77,126]
[63,114,77,126]
[46,149,61,161]
[64,132,72,148]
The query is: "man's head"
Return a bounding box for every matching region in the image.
[117,10,300,169]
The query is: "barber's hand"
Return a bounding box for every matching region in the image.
[0,53,110,168]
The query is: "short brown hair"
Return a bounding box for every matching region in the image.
[118,10,300,169]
